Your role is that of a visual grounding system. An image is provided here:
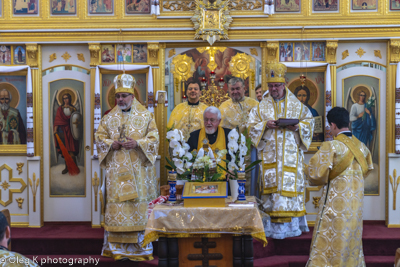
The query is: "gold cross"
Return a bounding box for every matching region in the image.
[118,124,127,142]
[196,47,227,71]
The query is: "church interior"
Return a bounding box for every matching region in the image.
[1,0,400,266]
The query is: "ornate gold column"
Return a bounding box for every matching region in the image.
[326,41,338,107]
[260,42,267,93]
[26,43,43,225]
[266,41,279,64]
[154,43,168,186]
[89,43,101,156]
[389,39,399,155]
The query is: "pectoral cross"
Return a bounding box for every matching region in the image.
[202,138,209,156]
[118,124,126,142]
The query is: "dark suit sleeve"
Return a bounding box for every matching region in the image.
[187,129,200,152]
[223,128,231,162]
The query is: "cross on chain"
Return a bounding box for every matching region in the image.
[187,238,223,267]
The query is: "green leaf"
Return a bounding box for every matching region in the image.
[245,160,262,172]
[217,164,236,178]
[210,173,222,181]
[165,165,173,171]
[165,157,176,170]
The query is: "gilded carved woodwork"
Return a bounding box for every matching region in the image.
[88,43,101,67]
[61,52,72,62]
[49,53,57,63]
[77,53,85,62]
[92,172,100,212]
[389,169,400,210]
[250,48,258,56]
[390,39,400,63]
[229,53,254,80]
[171,54,195,93]
[342,49,349,60]
[16,198,24,209]
[168,49,176,58]
[305,186,323,203]
[191,0,232,45]
[312,196,321,209]
[148,43,160,66]
[163,0,196,11]
[26,44,38,67]
[0,164,27,207]
[326,41,338,64]
[374,50,382,59]
[29,173,40,212]
[355,47,366,58]
[266,42,279,63]
[16,163,24,175]
[228,0,262,10]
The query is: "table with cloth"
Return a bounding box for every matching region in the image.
[143,196,267,267]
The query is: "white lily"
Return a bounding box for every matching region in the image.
[173,158,184,168]
[228,141,238,153]
[185,161,193,169]
[182,143,190,152]
[169,140,181,149]
[184,152,193,161]
[240,134,246,146]
[166,129,181,142]
[173,147,185,157]
[228,161,238,171]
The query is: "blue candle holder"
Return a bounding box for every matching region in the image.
[236,171,247,203]
[168,171,177,203]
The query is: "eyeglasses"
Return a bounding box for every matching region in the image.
[268,84,283,89]
[115,94,131,99]
[204,118,218,123]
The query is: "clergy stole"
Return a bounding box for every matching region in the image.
[249,88,314,197]
[219,97,258,133]
[197,126,227,177]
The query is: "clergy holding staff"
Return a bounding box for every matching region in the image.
[167,79,208,141]
[305,107,373,267]
[247,62,315,239]
[95,73,159,261]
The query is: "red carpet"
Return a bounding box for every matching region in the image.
[10,221,398,266]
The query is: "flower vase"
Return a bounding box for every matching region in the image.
[229,179,239,202]
[236,179,247,203]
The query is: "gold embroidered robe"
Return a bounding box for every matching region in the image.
[95,98,159,261]
[247,89,314,219]
[167,101,208,141]
[219,97,258,134]
[305,135,373,267]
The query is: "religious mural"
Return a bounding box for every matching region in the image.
[312,42,325,61]
[116,44,132,63]
[49,80,85,196]
[14,46,26,65]
[14,0,38,14]
[0,75,27,145]
[344,75,379,195]
[275,0,300,12]
[89,0,113,14]
[126,0,150,14]
[280,42,325,62]
[132,44,147,63]
[51,0,76,14]
[101,73,147,115]
[101,45,115,63]
[313,0,338,11]
[279,43,293,62]
[0,46,12,65]
[294,42,311,61]
[352,0,377,10]
[287,71,325,142]
[179,47,251,96]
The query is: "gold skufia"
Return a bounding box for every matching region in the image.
[171,54,195,81]
[114,74,136,95]
[229,53,254,80]
[266,62,287,83]
[191,0,233,46]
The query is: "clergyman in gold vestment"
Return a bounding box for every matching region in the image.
[167,80,208,141]
[248,63,314,239]
[95,74,159,261]
[305,107,373,267]
[219,77,258,134]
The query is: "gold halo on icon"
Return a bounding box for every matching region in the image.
[288,78,319,107]
[0,82,20,108]
[350,85,372,104]
[56,88,77,106]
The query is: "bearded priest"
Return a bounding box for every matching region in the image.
[95,74,159,261]
[248,62,315,239]
[167,80,208,141]
[219,77,258,134]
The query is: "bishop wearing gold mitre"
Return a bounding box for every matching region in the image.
[247,62,315,239]
[95,74,159,261]
[219,77,259,134]
[167,80,208,141]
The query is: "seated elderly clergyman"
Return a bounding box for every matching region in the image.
[187,106,231,176]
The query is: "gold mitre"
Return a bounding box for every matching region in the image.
[266,63,287,83]
[113,74,136,94]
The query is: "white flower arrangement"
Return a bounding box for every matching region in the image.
[166,129,193,178]
[191,148,227,182]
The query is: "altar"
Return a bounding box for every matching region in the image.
[143,196,267,267]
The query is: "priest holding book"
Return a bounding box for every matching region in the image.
[248,62,315,239]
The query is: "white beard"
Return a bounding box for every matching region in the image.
[205,127,217,135]
[0,102,10,111]
[118,99,133,110]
